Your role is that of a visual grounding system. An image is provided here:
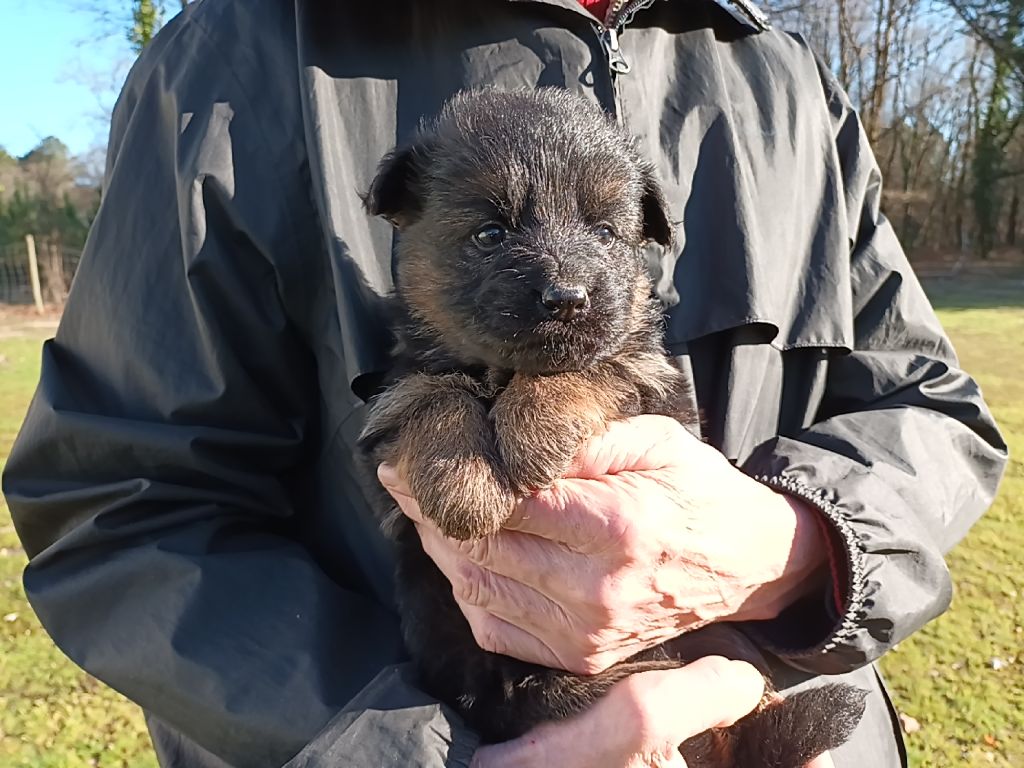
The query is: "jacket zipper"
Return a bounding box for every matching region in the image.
[600,26,631,75]
[594,0,655,78]
[591,0,769,119]
[594,0,772,78]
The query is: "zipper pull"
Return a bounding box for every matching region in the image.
[601,26,631,76]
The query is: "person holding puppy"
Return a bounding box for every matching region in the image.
[3,1,1006,768]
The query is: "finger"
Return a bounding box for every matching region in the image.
[504,416,700,548]
[377,463,425,524]
[418,526,642,671]
[469,719,592,768]
[469,692,630,768]
[470,739,538,768]
[653,753,688,768]
[454,527,601,605]
[456,599,566,669]
[806,752,835,768]
[471,661,759,768]
[553,659,763,766]
[564,415,694,479]
[622,657,765,739]
[676,657,765,731]
[505,475,631,550]
[416,524,574,667]
[473,718,693,768]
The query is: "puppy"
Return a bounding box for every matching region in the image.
[358,88,865,767]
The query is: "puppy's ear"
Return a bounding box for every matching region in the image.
[364,140,433,228]
[640,166,674,248]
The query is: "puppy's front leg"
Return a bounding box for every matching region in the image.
[491,368,636,493]
[363,373,514,540]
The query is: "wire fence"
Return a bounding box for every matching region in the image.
[0,238,81,306]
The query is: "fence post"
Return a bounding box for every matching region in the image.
[25,234,45,314]
[46,240,68,304]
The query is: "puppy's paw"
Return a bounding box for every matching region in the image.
[491,373,612,493]
[412,457,516,540]
[493,412,582,493]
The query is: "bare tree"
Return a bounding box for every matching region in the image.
[768,0,1024,260]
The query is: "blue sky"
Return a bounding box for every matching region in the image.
[0,1,135,158]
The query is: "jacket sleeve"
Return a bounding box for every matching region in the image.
[0,12,476,768]
[739,58,1009,675]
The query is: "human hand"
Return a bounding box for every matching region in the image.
[468,657,836,768]
[470,656,765,768]
[379,414,828,675]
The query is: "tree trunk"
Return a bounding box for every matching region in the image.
[837,0,850,89]
[865,0,898,144]
[45,234,68,304]
[1007,186,1019,246]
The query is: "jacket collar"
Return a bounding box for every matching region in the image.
[506,0,771,32]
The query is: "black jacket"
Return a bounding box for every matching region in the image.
[2,1,1007,766]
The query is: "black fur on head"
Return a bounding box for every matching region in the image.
[365,88,675,375]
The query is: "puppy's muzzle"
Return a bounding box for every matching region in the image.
[541,283,590,321]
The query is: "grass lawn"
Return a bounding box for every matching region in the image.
[877,274,1024,767]
[0,331,158,768]
[0,273,1021,767]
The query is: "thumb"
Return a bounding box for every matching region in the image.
[616,657,766,741]
[807,752,836,768]
[577,658,765,766]
[469,658,763,768]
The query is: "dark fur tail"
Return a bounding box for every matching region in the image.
[680,683,866,768]
[729,683,867,768]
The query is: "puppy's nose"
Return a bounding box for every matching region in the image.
[541,283,589,320]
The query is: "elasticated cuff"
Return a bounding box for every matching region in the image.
[744,474,868,659]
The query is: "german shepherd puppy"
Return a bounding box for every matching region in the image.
[358,88,865,767]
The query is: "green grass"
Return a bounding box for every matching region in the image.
[877,274,1024,767]
[0,273,1021,767]
[0,333,158,768]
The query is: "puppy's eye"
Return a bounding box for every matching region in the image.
[594,224,616,247]
[472,223,507,252]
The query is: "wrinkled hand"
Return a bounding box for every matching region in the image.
[379,415,827,676]
[471,656,764,768]
[469,657,836,768]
